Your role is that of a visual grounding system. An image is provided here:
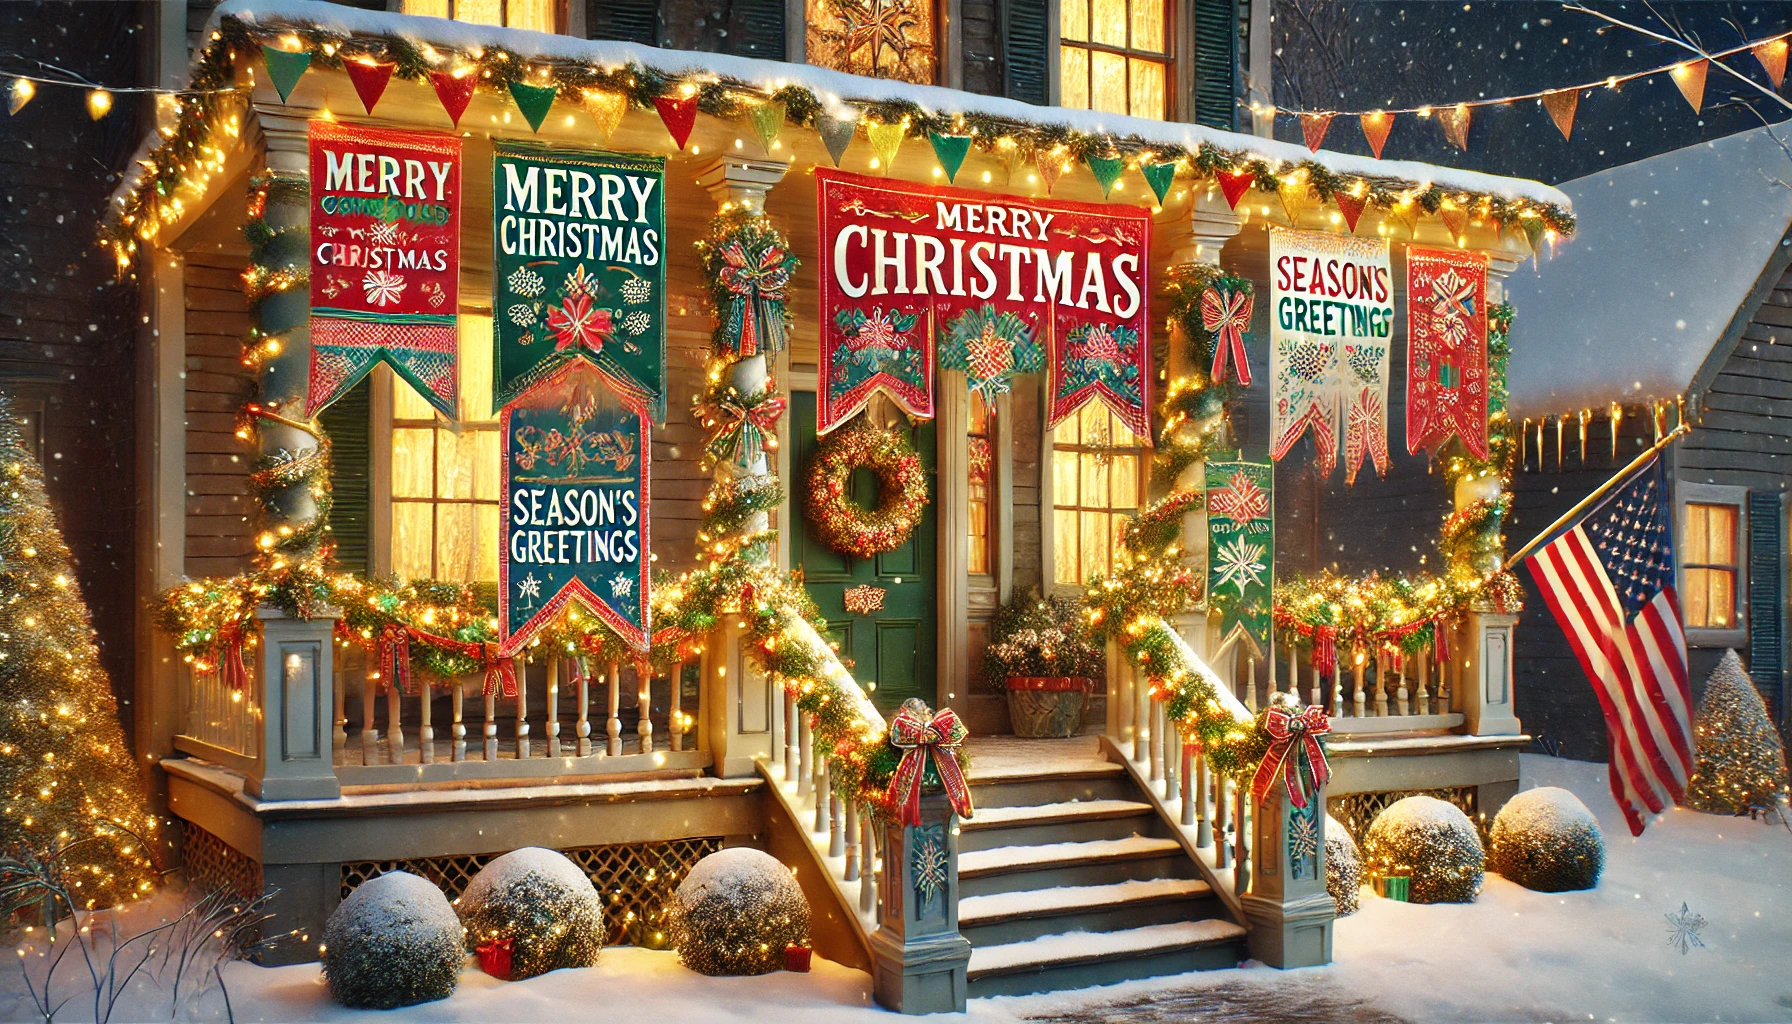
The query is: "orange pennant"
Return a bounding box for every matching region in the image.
[1438,104,1471,151]
[1439,207,1469,242]
[1755,39,1788,90]
[1300,112,1334,152]
[1334,190,1366,233]
[1360,111,1393,159]
[1036,148,1065,194]
[1541,89,1579,142]
[1670,59,1708,113]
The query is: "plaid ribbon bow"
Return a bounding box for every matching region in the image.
[375,623,413,695]
[701,390,787,467]
[886,699,973,826]
[1201,285,1254,387]
[716,238,794,357]
[480,643,519,699]
[215,623,250,692]
[1250,704,1332,810]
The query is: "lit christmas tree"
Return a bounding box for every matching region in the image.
[0,396,158,907]
[1684,650,1791,818]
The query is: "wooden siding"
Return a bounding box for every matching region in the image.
[183,252,257,578]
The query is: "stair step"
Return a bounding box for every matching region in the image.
[967,765,1134,810]
[965,920,1248,996]
[960,877,1212,927]
[962,799,1152,830]
[959,799,1156,851]
[960,835,1182,878]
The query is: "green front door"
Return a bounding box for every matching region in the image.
[790,391,936,717]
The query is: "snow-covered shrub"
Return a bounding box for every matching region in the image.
[1325,814,1361,916]
[458,848,603,980]
[1363,796,1484,904]
[669,847,809,976]
[322,871,463,1009]
[1491,787,1604,892]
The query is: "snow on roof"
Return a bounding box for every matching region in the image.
[210,0,1568,210]
[1504,126,1792,416]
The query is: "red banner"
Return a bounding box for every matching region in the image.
[814,169,1151,439]
[1405,246,1489,459]
[307,121,461,419]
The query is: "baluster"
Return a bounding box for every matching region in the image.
[669,660,684,752]
[452,678,467,762]
[1233,785,1250,893]
[798,713,813,797]
[1289,646,1301,706]
[385,682,405,764]
[1395,653,1410,716]
[332,655,348,765]
[361,668,379,765]
[1437,648,1452,712]
[1195,750,1212,846]
[1163,718,1179,805]
[1352,652,1367,718]
[1415,647,1431,716]
[515,656,531,759]
[828,769,844,857]
[575,658,592,757]
[1133,662,1150,763]
[844,798,860,881]
[418,678,434,764]
[1332,664,1344,718]
[1116,652,1134,753]
[546,656,562,758]
[813,755,829,833]
[1374,651,1389,717]
[785,690,800,779]
[637,662,654,754]
[606,660,623,756]
[1310,659,1322,709]
[859,818,877,915]
[483,685,498,761]
[1214,776,1231,868]
[1149,699,1164,783]
[1180,737,1196,826]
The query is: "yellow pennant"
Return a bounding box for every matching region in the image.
[583,90,628,142]
[867,121,906,173]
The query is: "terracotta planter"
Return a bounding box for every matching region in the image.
[1004,677,1092,738]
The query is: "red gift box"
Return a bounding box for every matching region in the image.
[476,937,514,980]
[783,943,812,973]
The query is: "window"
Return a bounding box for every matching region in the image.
[968,392,992,575]
[390,315,501,583]
[401,0,559,32]
[1060,0,1169,119]
[1684,501,1741,630]
[1052,404,1144,585]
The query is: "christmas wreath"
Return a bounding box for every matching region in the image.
[805,420,928,558]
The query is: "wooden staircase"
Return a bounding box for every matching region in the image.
[957,747,1247,997]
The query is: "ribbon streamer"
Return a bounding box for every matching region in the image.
[215,624,249,692]
[1201,285,1254,387]
[375,622,413,695]
[1250,704,1332,810]
[885,700,974,826]
[481,643,519,699]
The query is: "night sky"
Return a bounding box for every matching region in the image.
[1270,1,1792,184]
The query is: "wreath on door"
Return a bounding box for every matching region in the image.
[805,419,929,558]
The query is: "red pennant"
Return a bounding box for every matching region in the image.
[1300,112,1334,152]
[343,60,395,115]
[1755,39,1788,90]
[1216,167,1255,209]
[654,95,698,149]
[1360,111,1394,159]
[1541,89,1578,142]
[1334,190,1366,232]
[430,70,477,127]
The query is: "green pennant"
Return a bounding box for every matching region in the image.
[1141,160,1177,204]
[1086,153,1124,197]
[928,132,972,183]
[508,80,557,133]
[261,46,312,104]
[749,100,785,155]
[1521,217,1548,259]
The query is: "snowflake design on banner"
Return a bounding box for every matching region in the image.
[1665,903,1707,955]
[516,572,542,608]
[508,266,546,298]
[362,270,406,307]
[621,276,653,305]
[508,304,538,329]
[369,219,401,247]
[512,405,638,479]
[1213,535,1269,597]
[623,311,652,336]
[1427,267,1476,345]
[1208,471,1270,522]
[609,572,635,599]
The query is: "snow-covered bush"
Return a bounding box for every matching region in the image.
[669,847,809,976]
[322,871,463,1009]
[1491,787,1604,892]
[1363,796,1484,904]
[1325,813,1360,916]
[458,848,604,980]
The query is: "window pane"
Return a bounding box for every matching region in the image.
[1683,504,1709,564]
[1129,57,1166,120]
[437,428,475,501]
[401,0,450,17]
[1110,453,1138,509]
[1081,452,1109,511]
[1131,0,1165,53]
[476,505,501,583]
[1707,505,1737,566]
[393,378,439,421]
[1091,0,1127,47]
[1061,0,1088,42]
[1090,50,1125,115]
[393,502,435,580]
[1707,568,1735,627]
[505,0,556,31]
[1054,450,1080,506]
[458,315,496,424]
[392,428,435,499]
[436,503,477,582]
[1061,46,1091,109]
[1081,511,1108,581]
[1081,402,1108,443]
[472,430,501,501]
[1111,514,1129,565]
[1055,510,1080,584]
[455,0,503,25]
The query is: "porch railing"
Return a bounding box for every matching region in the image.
[1236,634,1461,734]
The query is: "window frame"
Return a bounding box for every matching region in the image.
[967,390,995,579]
[1041,403,1147,594]
[1056,0,1176,120]
[1677,481,1749,648]
[393,0,565,34]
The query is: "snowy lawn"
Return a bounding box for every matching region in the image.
[2,754,1785,1023]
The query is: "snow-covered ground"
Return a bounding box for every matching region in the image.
[2,754,1786,1023]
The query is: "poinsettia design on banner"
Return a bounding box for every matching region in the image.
[939,304,1043,399]
[1406,247,1490,459]
[1050,320,1149,440]
[826,305,933,431]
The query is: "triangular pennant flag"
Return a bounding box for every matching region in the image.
[343,60,395,115]
[1521,217,1547,258]
[431,70,478,127]
[654,94,698,149]
[1439,103,1471,151]
[867,121,906,171]
[1141,160,1177,204]
[7,79,33,116]
[929,132,972,182]
[1541,89,1578,142]
[1278,179,1311,224]
[817,108,858,166]
[1360,111,1393,159]
[1439,207,1469,242]
[261,45,311,104]
[583,89,628,141]
[1300,112,1334,152]
[1036,148,1066,194]
[1334,190,1366,232]
[1085,153,1124,197]
[1755,39,1788,90]
[508,80,556,132]
[993,138,1024,183]
[1391,202,1421,237]
[1216,167,1255,209]
[1671,59,1708,113]
[749,100,785,155]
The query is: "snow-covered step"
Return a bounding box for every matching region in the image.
[958,798,1155,852]
[966,762,1133,810]
[959,878,1217,946]
[958,836,1192,898]
[965,920,1248,998]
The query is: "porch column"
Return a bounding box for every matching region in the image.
[870,790,972,1014]
[937,374,969,716]
[1241,780,1334,968]
[247,606,342,800]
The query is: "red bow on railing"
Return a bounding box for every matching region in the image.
[215,623,249,692]
[481,643,518,699]
[885,700,973,826]
[1201,285,1254,387]
[1311,625,1338,678]
[375,623,412,695]
[716,237,794,357]
[1432,615,1452,665]
[701,391,786,468]
[1250,704,1332,810]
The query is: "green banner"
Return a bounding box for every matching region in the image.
[1205,461,1273,652]
[493,142,666,416]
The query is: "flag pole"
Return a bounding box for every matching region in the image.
[1503,422,1691,571]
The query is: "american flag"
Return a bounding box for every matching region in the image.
[1523,455,1693,836]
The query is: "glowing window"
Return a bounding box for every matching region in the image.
[1051,404,1144,585]
[1683,502,1739,630]
[1060,0,1168,119]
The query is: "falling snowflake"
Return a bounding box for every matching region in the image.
[621,276,652,304]
[1213,535,1268,597]
[516,572,542,605]
[609,572,635,599]
[369,220,400,247]
[508,304,538,328]
[362,270,406,307]
[623,310,652,336]
[563,264,597,298]
[1665,903,1706,955]
[507,266,545,298]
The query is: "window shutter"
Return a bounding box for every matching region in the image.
[1002,0,1049,105]
[587,0,659,44]
[1190,0,1238,129]
[318,381,372,576]
[725,0,786,58]
[1747,490,1784,718]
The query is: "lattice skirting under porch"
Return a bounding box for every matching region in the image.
[180,824,265,898]
[340,838,726,946]
[1327,787,1483,847]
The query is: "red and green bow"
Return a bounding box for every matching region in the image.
[886,701,973,825]
[1201,284,1254,387]
[375,622,414,695]
[700,388,787,467]
[716,238,795,357]
[1250,704,1332,809]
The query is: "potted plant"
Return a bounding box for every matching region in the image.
[983,595,1104,738]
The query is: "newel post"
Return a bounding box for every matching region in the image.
[1240,775,1334,968]
[870,792,972,1014]
[246,606,342,800]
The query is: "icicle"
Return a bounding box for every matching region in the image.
[1609,402,1623,459]
[1578,408,1590,463]
[1555,414,1565,470]
[1521,417,1531,471]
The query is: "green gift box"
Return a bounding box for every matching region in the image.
[1376,875,1411,901]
